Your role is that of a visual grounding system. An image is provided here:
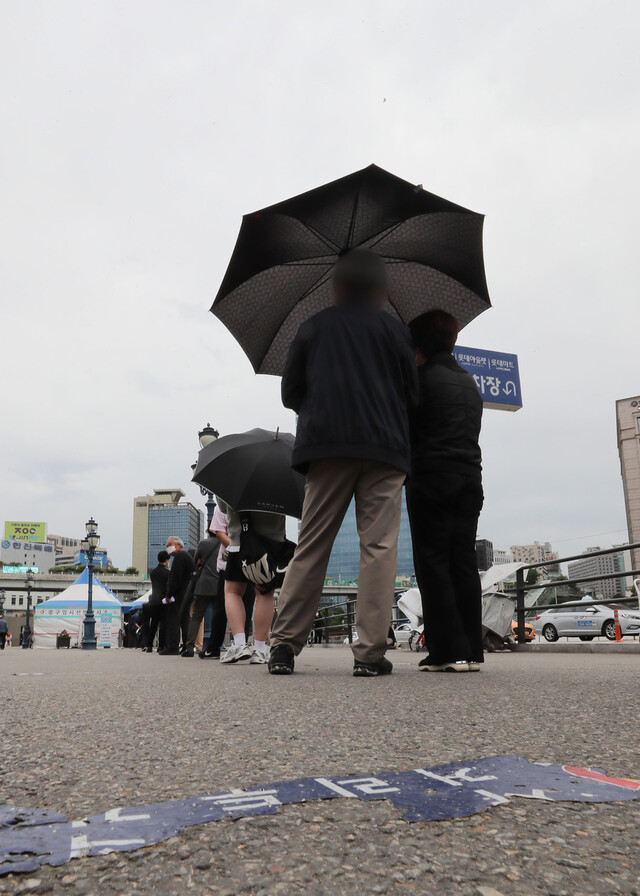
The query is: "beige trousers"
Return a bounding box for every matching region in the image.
[271,458,404,663]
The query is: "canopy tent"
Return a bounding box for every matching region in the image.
[33,568,123,648]
[122,589,151,613]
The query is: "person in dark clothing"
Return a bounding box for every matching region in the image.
[158,536,195,655]
[182,532,220,657]
[269,249,418,678]
[142,551,170,652]
[406,309,484,673]
[0,617,8,649]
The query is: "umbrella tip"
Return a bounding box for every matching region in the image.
[275,427,280,440]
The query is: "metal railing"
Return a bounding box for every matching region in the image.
[515,542,640,644]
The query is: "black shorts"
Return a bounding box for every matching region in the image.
[224,552,245,584]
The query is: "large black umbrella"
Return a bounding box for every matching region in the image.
[192,428,305,518]
[211,163,491,375]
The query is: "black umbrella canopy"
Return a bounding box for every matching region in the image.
[211,164,491,375]
[192,428,305,518]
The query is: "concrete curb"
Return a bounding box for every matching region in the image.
[517,642,639,654]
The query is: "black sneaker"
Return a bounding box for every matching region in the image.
[181,648,195,658]
[268,644,295,675]
[199,648,220,659]
[157,647,180,656]
[353,656,393,677]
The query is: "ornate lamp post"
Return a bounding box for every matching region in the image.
[22,570,34,648]
[197,423,219,529]
[81,517,100,650]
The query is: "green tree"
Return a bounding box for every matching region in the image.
[125,567,139,576]
[526,568,540,585]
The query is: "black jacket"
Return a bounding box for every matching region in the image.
[194,538,220,597]
[410,352,483,479]
[166,550,196,601]
[282,303,418,475]
[148,564,170,606]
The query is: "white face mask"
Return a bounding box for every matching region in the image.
[166,545,176,555]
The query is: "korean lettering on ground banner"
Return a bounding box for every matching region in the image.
[454,346,522,412]
[2,756,639,876]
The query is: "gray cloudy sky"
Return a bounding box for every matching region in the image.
[2,0,639,568]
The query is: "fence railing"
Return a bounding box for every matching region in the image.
[515,542,640,644]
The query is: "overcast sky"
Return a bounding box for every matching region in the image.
[1,0,639,569]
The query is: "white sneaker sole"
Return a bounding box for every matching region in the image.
[220,651,252,664]
[421,662,470,673]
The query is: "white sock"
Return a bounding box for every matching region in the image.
[254,640,266,652]
[233,633,246,647]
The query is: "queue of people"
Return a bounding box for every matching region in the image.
[140,249,484,676]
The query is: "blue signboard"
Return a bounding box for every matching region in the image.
[453,345,522,412]
[74,550,108,569]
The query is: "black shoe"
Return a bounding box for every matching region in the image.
[199,648,220,659]
[158,648,180,656]
[353,656,393,677]
[181,648,195,658]
[268,644,295,675]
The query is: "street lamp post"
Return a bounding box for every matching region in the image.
[81,517,100,650]
[22,571,34,649]
[197,423,219,529]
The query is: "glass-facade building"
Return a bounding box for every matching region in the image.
[147,503,204,572]
[324,490,414,583]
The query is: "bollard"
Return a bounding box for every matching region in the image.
[613,607,623,642]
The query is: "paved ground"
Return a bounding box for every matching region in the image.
[1,646,639,896]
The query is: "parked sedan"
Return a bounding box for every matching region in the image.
[535,604,640,642]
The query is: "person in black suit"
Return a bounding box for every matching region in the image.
[158,536,195,655]
[406,310,484,674]
[142,551,170,652]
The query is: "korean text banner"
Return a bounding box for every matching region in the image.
[3,522,46,543]
[454,346,522,412]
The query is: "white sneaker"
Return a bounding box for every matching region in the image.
[468,662,482,672]
[220,643,252,664]
[250,647,269,664]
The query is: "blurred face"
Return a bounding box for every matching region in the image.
[332,282,387,309]
[166,538,178,555]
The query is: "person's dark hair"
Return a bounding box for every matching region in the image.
[157,550,170,563]
[409,310,459,358]
[332,249,388,300]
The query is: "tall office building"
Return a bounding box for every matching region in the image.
[616,395,640,569]
[475,539,494,572]
[132,489,204,574]
[567,547,627,600]
[324,491,414,583]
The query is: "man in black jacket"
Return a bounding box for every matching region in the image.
[269,249,417,678]
[181,532,219,657]
[158,536,195,656]
[406,310,484,673]
[142,550,170,652]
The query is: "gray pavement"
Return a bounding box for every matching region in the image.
[0,645,639,895]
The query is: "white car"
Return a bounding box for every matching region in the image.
[535,604,640,642]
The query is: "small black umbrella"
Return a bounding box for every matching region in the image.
[192,428,305,519]
[211,163,491,375]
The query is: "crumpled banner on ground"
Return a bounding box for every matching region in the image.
[1,756,639,875]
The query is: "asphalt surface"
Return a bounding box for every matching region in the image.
[1,645,639,895]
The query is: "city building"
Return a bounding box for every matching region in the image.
[493,549,513,565]
[1,535,56,573]
[132,489,204,574]
[510,542,548,565]
[567,547,627,600]
[46,534,83,555]
[475,539,494,572]
[324,492,414,583]
[616,395,640,569]
[509,541,560,573]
